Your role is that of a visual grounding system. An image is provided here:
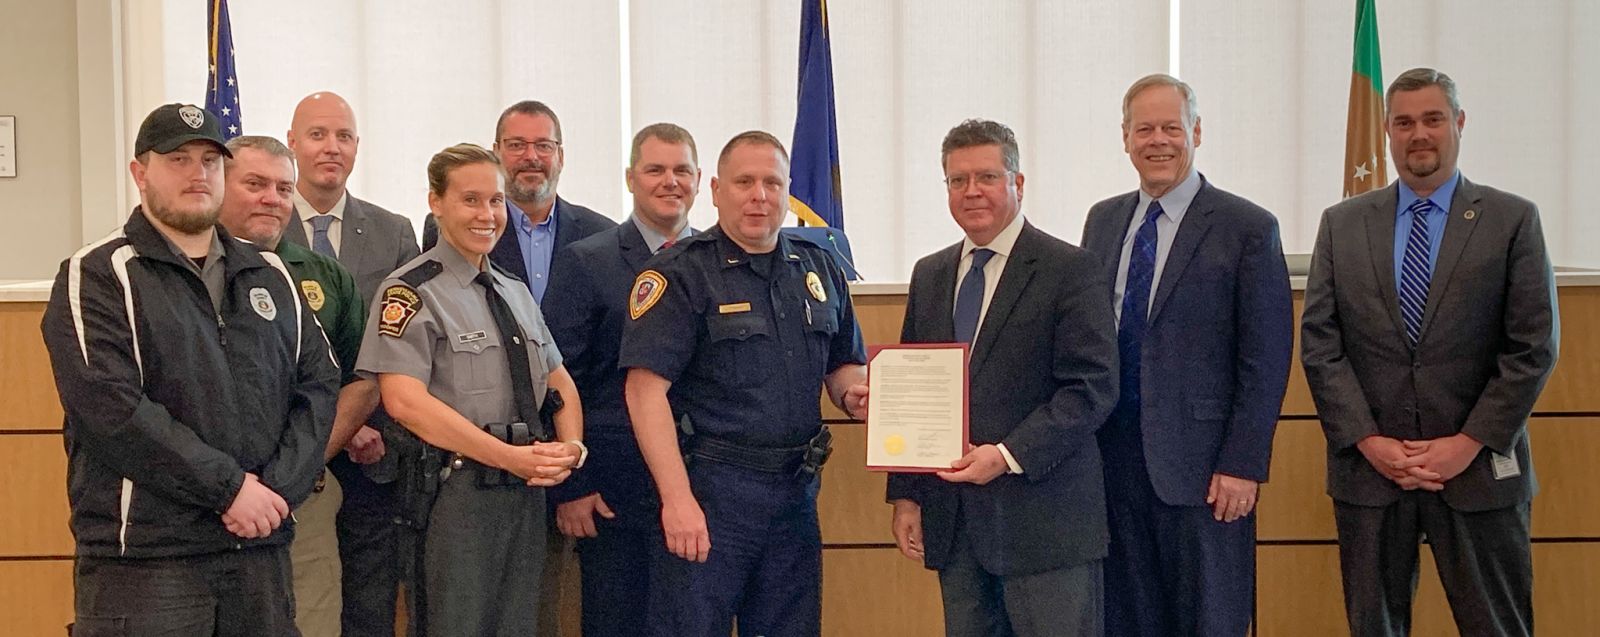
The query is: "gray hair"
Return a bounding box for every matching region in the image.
[495,100,563,143]
[940,119,1020,172]
[224,135,295,165]
[1122,74,1199,128]
[1386,67,1461,116]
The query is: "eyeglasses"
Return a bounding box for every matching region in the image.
[499,138,562,156]
[944,171,1011,191]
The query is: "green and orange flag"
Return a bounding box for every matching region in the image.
[1343,0,1387,198]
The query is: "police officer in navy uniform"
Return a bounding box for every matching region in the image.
[355,143,585,636]
[542,122,699,636]
[619,130,869,637]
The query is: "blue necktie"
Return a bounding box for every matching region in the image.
[1399,199,1436,344]
[308,214,337,258]
[953,248,996,344]
[1117,202,1163,414]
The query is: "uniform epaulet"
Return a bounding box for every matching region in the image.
[398,260,444,288]
[487,260,520,282]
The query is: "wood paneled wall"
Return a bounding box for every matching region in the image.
[6,286,1600,636]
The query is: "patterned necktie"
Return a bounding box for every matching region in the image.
[953,248,996,344]
[1399,199,1436,344]
[1117,202,1164,414]
[474,272,548,440]
[307,214,337,258]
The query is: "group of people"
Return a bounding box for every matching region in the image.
[42,65,1555,637]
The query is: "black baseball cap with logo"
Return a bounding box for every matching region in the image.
[134,103,232,158]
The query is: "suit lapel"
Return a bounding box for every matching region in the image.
[1418,177,1484,339]
[1363,184,1409,341]
[1147,183,1216,324]
[1099,194,1140,301]
[618,221,650,272]
[921,243,960,344]
[339,196,370,277]
[970,225,1039,377]
[284,207,309,246]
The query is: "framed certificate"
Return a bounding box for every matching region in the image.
[864,343,970,472]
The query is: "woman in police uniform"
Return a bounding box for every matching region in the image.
[355,143,585,636]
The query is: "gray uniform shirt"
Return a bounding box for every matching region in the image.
[356,242,562,431]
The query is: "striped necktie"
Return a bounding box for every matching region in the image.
[1116,202,1163,415]
[1399,199,1436,344]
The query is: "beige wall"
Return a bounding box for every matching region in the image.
[0,0,83,280]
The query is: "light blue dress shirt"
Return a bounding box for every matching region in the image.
[631,215,694,254]
[511,199,559,303]
[1113,168,1203,325]
[1392,170,1459,295]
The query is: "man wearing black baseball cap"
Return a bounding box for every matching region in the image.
[41,102,339,635]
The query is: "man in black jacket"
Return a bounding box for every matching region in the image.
[41,103,340,636]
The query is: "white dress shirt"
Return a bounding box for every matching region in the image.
[953,210,1028,474]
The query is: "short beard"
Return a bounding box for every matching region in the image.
[506,164,558,205]
[145,190,221,235]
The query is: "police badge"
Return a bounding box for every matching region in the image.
[300,280,326,312]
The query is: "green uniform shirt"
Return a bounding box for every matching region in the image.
[277,239,365,386]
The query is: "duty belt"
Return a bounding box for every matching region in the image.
[686,428,833,477]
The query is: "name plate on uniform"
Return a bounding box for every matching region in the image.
[865,344,970,472]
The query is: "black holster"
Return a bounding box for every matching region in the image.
[393,428,443,531]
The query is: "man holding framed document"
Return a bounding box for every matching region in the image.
[883,119,1119,636]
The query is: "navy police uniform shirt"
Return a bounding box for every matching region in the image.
[618,226,865,449]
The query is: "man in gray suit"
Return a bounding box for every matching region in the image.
[282,90,420,637]
[1302,67,1559,637]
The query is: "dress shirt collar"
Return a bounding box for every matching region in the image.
[1137,167,1203,226]
[960,209,1026,259]
[292,188,348,220]
[1397,170,1461,217]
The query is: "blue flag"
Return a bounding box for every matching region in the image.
[206,0,242,139]
[789,0,843,228]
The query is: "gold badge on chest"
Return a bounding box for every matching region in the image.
[805,271,827,302]
[300,280,326,312]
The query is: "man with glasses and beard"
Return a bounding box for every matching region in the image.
[42,104,339,636]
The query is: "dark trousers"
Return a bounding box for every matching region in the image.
[326,455,399,637]
[72,545,297,637]
[937,517,1104,637]
[577,520,659,636]
[1101,438,1256,637]
[647,460,821,637]
[421,464,548,637]
[1333,494,1532,637]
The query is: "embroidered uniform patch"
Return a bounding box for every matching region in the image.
[300,280,326,312]
[805,271,827,302]
[630,270,668,320]
[249,287,277,321]
[379,285,421,337]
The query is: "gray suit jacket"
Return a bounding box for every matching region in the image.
[283,194,421,308]
[886,222,1120,577]
[1301,176,1558,512]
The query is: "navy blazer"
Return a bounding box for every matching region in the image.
[1080,176,1294,506]
[422,196,617,296]
[538,221,662,514]
[886,222,1120,577]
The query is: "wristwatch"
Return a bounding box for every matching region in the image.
[565,439,589,469]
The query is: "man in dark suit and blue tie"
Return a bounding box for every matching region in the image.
[887,119,1120,636]
[541,123,699,637]
[1081,74,1294,637]
[1302,68,1558,637]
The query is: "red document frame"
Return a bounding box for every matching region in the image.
[864,342,971,472]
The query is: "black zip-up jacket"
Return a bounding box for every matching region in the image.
[41,207,339,558]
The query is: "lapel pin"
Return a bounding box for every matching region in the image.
[355,228,365,234]
[1464,210,1476,220]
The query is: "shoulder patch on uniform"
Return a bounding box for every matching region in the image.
[398,260,444,288]
[378,285,422,337]
[300,280,326,312]
[629,270,668,320]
